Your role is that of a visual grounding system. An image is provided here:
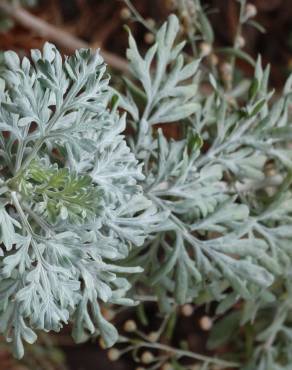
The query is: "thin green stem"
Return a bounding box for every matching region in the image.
[229,0,246,90]
[123,0,155,33]
[120,336,240,368]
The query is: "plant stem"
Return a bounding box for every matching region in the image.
[123,0,155,33]
[229,0,246,90]
[121,337,240,368]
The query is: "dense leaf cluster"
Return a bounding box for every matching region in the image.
[121,15,292,369]
[0,43,157,358]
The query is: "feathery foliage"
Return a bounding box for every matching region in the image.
[0,43,157,358]
[119,12,292,369]
[0,6,292,369]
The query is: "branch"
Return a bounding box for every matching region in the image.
[0,1,129,73]
[119,336,240,368]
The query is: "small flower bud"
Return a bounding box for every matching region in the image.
[221,62,232,83]
[144,32,155,44]
[141,351,154,364]
[161,363,174,370]
[124,319,137,332]
[181,9,189,20]
[146,18,156,29]
[236,35,246,48]
[181,304,194,317]
[120,7,131,20]
[210,54,219,66]
[108,348,120,361]
[199,315,213,331]
[200,42,212,57]
[245,3,257,19]
[148,331,159,342]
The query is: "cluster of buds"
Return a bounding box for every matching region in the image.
[120,7,156,44]
[107,307,213,368]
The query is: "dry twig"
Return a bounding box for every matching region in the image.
[0,1,129,72]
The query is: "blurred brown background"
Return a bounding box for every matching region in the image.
[0,0,291,86]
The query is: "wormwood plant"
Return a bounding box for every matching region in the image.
[0,43,160,359]
[116,4,292,368]
[0,4,292,370]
